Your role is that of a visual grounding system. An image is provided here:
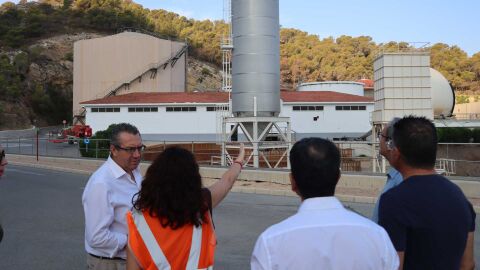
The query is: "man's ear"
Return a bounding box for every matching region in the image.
[389,146,401,166]
[110,144,116,157]
[289,173,299,196]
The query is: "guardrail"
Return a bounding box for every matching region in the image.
[1,137,479,177]
[452,113,480,120]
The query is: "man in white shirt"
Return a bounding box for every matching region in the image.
[251,137,399,270]
[82,123,145,270]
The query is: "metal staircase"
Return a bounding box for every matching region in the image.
[221,0,233,92]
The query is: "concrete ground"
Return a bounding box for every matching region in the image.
[0,165,478,270]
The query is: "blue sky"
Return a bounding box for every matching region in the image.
[3,0,479,55]
[138,0,480,56]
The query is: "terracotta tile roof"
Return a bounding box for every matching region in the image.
[80,91,373,105]
[357,79,374,89]
[80,92,230,104]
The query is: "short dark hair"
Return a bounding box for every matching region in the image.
[133,147,209,229]
[392,116,437,169]
[289,138,340,199]
[386,117,401,138]
[110,123,140,145]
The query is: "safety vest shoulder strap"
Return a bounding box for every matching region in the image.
[127,210,216,270]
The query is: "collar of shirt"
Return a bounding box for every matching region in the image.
[106,156,140,184]
[387,168,401,180]
[298,196,344,213]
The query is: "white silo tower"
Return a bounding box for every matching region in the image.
[221,0,291,168]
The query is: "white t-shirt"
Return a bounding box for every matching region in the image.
[251,196,399,270]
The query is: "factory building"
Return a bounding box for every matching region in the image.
[73,31,187,124]
[81,90,373,141]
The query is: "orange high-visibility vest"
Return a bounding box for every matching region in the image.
[126,210,216,270]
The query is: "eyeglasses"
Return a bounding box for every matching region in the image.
[114,144,146,154]
[376,131,390,140]
[0,150,5,163]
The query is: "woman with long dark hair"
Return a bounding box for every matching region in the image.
[126,145,245,270]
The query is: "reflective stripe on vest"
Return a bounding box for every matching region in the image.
[131,211,172,270]
[185,224,202,270]
[128,210,215,270]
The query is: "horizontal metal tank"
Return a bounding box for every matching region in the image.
[430,68,455,117]
[297,81,365,96]
[231,0,280,117]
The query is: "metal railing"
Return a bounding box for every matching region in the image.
[1,137,479,177]
[452,113,480,121]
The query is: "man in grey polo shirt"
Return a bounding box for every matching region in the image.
[372,117,403,223]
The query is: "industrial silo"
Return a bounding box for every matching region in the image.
[231,0,280,117]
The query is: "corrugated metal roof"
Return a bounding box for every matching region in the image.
[80,91,373,105]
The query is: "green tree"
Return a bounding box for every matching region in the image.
[79,123,118,158]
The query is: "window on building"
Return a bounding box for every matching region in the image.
[91,107,120,113]
[128,107,159,112]
[292,106,324,111]
[335,105,367,111]
[206,106,229,111]
[166,106,197,112]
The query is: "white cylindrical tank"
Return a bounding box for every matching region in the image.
[430,68,455,117]
[297,81,364,96]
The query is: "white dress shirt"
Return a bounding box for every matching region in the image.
[251,197,399,270]
[82,156,142,259]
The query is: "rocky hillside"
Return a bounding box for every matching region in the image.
[0,32,222,130]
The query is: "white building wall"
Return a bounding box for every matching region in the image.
[73,32,186,116]
[373,53,433,124]
[85,105,224,141]
[297,82,364,96]
[280,103,373,139]
[85,101,373,141]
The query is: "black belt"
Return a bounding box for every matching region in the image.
[88,253,125,261]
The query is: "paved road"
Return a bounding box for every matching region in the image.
[0,126,84,158]
[0,165,478,269]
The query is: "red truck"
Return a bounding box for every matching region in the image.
[52,125,93,144]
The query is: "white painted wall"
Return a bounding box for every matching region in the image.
[85,102,374,140]
[86,104,222,136]
[280,103,373,135]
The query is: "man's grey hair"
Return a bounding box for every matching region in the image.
[110,123,140,146]
[385,117,401,149]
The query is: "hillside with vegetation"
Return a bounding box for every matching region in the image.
[1,0,479,129]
